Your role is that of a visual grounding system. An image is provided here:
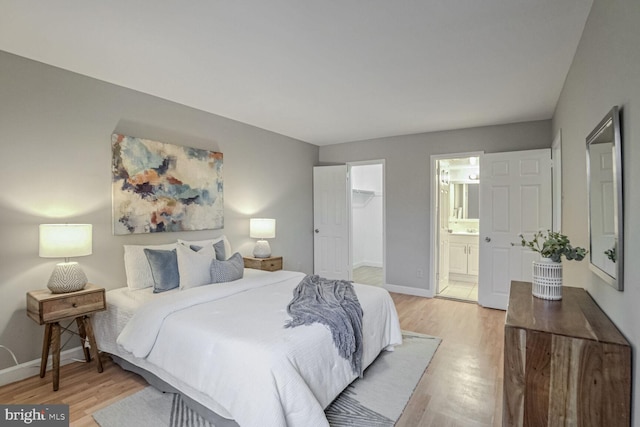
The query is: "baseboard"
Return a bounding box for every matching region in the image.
[0,346,85,387]
[384,283,432,298]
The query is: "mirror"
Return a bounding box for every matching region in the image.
[450,182,479,219]
[586,106,623,290]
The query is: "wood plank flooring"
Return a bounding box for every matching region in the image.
[0,293,505,427]
[392,294,505,427]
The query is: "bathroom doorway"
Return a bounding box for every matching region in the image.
[433,154,481,302]
[349,161,385,286]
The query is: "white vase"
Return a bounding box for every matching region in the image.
[532,257,563,300]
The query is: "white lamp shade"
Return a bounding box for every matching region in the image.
[39,224,93,258]
[249,218,276,239]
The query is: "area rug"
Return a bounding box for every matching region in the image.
[93,331,440,427]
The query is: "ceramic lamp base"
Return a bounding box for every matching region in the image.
[47,262,88,294]
[253,240,272,258]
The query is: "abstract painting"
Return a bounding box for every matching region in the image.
[112,133,223,235]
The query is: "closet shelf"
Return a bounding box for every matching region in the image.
[352,189,376,207]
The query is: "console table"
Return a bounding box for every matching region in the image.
[503,281,631,426]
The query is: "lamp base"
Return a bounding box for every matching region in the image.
[47,262,88,294]
[253,240,272,258]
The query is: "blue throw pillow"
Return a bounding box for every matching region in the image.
[213,240,226,260]
[210,252,244,283]
[144,248,180,293]
[190,240,226,260]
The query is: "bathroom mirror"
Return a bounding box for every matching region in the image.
[450,182,479,219]
[586,106,623,290]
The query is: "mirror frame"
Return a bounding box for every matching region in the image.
[586,106,623,290]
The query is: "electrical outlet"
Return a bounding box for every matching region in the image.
[416,268,424,278]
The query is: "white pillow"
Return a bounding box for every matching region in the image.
[124,243,177,290]
[177,235,232,260]
[176,244,216,290]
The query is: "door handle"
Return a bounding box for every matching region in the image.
[485,237,491,242]
[314,229,320,233]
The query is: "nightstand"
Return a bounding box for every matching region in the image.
[26,283,106,391]
[243,256,283,271]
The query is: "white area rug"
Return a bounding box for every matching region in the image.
[93,332,440,427]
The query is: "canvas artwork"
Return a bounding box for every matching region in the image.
[112,133,223,235]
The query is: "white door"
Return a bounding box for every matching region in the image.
[438,237,450,290]
[588,143,616,277]
[478,149,552,310]
[313,166,350,280]
[438,178,450,290]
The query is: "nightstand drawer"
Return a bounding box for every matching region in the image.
[243,256,283,271]
[27,284,106,324]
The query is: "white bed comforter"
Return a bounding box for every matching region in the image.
[115,271,402,427]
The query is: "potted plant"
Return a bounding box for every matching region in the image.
[513,230,587,300]
[513,230,587,263]
[604,246,617,263]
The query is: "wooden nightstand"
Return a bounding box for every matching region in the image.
[243,256,283,271]
[26,283,106,391]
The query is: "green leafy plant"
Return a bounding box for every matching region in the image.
[513,230,587,262]
[604,246,617,262]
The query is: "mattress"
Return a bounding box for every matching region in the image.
[93,269,402,427]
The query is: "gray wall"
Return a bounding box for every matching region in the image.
[0,51,318,370]
[319,120,551,291]
[552,0,640,421]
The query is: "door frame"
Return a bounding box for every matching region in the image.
[429,151,484,298]
[348,159,386,286]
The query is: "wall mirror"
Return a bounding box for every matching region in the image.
[450,182,479,219]
[586,106,623,290]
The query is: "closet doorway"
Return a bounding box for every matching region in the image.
[432,153,481,302]
[349,161,385,286]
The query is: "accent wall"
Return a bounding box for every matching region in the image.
[552,0,640,422]
[0,51,318,371]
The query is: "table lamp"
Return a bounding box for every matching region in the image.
[250,218,275,258]
[39,224,92,293]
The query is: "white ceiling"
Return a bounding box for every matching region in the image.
[0,1,592,146]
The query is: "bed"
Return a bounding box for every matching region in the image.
[93,241,402,427]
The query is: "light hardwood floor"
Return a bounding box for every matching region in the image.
[0,294,505,427]
[392,294,505,427]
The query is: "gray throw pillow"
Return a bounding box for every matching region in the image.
[144,248,180,293]
[210,252,244,283]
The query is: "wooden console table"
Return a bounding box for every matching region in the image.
[503,281,630,426]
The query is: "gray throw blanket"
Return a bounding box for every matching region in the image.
[284,275,364,377]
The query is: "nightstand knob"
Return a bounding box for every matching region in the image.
[72,303,78,308]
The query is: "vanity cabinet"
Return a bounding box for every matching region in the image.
[448,234,479,277]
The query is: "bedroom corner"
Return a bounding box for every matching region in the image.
[0,50,318,381]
